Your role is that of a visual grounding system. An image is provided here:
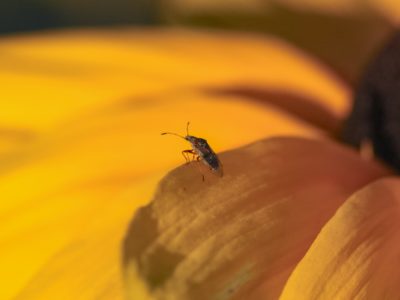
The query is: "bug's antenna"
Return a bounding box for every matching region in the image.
[161,131,186,140]
[186,122,190,136]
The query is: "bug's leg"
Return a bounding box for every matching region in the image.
[182,150,196,164]
[181,152,205,182]
[194,156,205,182]
[181,152,189,164]
[191,152,198,162]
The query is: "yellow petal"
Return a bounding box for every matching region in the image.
[123,137,389,300]
[280,177,400,300]
[0,29,349,133]
[0,29,349,299]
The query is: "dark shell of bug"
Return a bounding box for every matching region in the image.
[188,136,222,173]
[202,152,221,170]
[194,138,210,150]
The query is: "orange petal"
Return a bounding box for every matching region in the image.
[281,177,400,299]
[123,137,389,300]
[370,0,400,25]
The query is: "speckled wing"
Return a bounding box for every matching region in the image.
[195,138,223,176]
[202,151,223,176]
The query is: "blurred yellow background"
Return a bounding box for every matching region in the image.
[0,1,399,299]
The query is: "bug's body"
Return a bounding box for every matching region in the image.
[162,123,223,179]
[186,136,223,176]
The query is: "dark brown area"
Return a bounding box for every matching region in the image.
[342,31,400,172]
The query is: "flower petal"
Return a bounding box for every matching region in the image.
[0,28,353,299]
[0,29,349,132]
[123,137,389,300]
[370,0,400,25]
[280,177,400,299]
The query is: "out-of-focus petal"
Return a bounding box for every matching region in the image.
[123,137,389,300]
[165,0,370,17]
[0,29,349,133]
[0,29,349,299]
[280,177,400,300]
[274,0,361,14]
[369,0,400,25]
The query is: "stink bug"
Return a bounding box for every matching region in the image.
[161,122,223,180]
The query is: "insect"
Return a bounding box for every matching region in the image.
[161,122,223,180]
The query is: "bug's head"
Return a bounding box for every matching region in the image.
[162,122,198,143]
[186,136,207,147]
[185,135,197,143]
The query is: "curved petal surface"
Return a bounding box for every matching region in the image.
[123,137,389,300]
[281,177,400,300]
